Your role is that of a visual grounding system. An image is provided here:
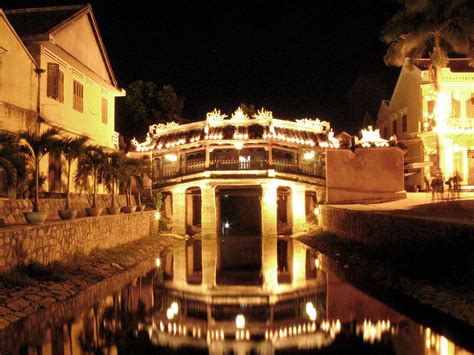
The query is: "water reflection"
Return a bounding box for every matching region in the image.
[0,239,472,354]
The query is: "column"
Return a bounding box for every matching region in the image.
[201,184,217,288]
[172,239,187,287]
[292,185,307,234]
[171,186,186,235]
[292,241,306,287]
[261,182,278,289]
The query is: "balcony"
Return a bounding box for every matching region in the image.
[156,158,325,181]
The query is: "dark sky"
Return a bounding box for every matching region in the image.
[2,0,401,133]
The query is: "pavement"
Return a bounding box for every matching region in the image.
[329,192,474,225]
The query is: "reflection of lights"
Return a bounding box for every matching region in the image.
[236,314,245,329]
[224,222,230,229]
[171,302,179,314]
[303,151,315,160]
[305,302,317,321]
[166,308,174,319]
[154,211,161,220]
[357,319,391,343]
[164,154,177,162]
[166,302,179,320]
[155,258,161,268]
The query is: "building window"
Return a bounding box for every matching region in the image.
[392,119,397,136]
[466,96,474,118]
[402,114,407,132]
[73,80,84,112]
[451,98,461,118]
[47,63,64,102]
[101,97,108,124]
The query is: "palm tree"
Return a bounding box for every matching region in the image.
[76,145,106,214]
[18,128,61,213]
[118,156,140,212]
[101,151,124,214]
[132,156,152,210]
[61,136,88,212]
[0,130,26,198]
[381,0,474,81]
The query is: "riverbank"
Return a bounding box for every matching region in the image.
[298,229,474,329]
[0,234,173,332]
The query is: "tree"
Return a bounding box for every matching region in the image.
[18,128,61,213]
[0,130,27,197]
[61,136,88,211]
[76,145,106,209]
[131,156,152,207]
[381,0,474,77]
[117,81,185,144]
[101,151,124,210]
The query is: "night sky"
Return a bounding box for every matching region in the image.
[2,0,402,133]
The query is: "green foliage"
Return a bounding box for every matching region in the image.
[117,81,185,144]
[381,0,474,67]
[154,192,163,210]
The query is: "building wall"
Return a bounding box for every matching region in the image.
[0,211,154,271]
[53,13,111,82]
[325,148,406,204]
[35,45,117,149]
[0,12,37,132]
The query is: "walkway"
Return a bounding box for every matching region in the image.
[329,192,474,226]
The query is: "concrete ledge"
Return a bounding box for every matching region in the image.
[0,211,156,271]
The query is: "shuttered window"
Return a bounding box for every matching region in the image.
[47,63,64,102]
[101,97,108,124]
[73,80,83,112]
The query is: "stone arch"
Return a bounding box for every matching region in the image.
[185,186,202,236]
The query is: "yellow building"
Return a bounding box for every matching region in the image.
[1,4,124,193]
[377,58,474,189]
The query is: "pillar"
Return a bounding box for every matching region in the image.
[172,239,187,287]
[292,185,307,234]
[171,186,186,235]
[201,184,217,288]
[292,241,307,287]
[261,182,278,289]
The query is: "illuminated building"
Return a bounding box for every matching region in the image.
[0,5,124,194]
[131,108,405,289]
[377,58,474,189]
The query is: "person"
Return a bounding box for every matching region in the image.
[430,176,437,201]
[453,171,462,198]
[446,176,454,200]
[424,175,430,192]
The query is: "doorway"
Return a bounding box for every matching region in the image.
[216,186,262,285]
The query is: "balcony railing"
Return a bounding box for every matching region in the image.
[157,159,325,180]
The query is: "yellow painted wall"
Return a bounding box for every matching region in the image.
[36,46,117,148]
[53,13,111,83]
[325,148,406,204]
[0,11,37,131]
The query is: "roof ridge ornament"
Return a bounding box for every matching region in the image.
[149,122,179,135]
[230,107,249,121]
[295,118,329,132]
[359,126,389,147]
[206,108,227,124]
[253,108,273,121]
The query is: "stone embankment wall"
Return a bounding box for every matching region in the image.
[0,211,155,271]
[320,205,474,248]
[0,195,134,226]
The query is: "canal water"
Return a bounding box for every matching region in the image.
[0,240,472,354]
